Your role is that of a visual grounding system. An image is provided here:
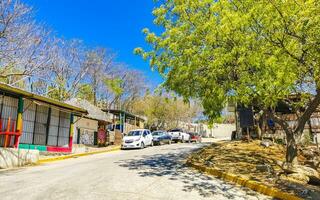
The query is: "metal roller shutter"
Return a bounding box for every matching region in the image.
[48,108,59,146]
[58,111,70,147]
[20,99,36,144]
[33,105,49,145]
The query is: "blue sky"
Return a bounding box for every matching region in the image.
[22,0,163,87]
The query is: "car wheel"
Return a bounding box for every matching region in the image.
[140,142,145,149]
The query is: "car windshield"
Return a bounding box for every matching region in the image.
[169,129,182,132]
[152,131,163,136]
[127,130,142,136]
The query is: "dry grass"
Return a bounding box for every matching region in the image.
[188,140,320,199]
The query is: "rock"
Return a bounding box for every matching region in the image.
[301,150,315,159]
[205,160,214,167]
[283,164,319,178]
[297,189,310,197]
[288,173,310,184]
[282,163,320,185]
[304,159,319,170]
[260,139,273,147]
[256,164,273,173]
[280,173,310,185]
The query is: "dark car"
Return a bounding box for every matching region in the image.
[152,130,172,145]
[189,132,202,143]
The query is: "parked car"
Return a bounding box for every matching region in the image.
[152,130,172,145]
[189,132,202,143]
[167,128,190,143]
[121,129,153,149]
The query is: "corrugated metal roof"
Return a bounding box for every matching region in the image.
[0,82,87,115]
[102,109,146,121]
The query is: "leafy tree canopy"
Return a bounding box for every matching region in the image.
[135,0,320,123]
[136,0,320,163]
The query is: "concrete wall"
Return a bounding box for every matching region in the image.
[0,148,39,169]
[73,117,98,145]
[208,123,236,139]
[75,117,98,131]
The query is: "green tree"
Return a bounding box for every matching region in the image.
[136,0,320,164]
[77,83,94,103]
[132,94,200,130]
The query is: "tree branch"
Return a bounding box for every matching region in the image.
[294,90,320,134]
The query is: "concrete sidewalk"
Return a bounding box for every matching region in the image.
[39,145,121,163]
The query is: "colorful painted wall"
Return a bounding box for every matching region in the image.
[0,93,75,152]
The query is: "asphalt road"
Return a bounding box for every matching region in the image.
[0,141,270,200]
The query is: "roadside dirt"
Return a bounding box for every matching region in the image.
[187,140,320,200]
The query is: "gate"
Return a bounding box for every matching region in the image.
[0,117,22,148]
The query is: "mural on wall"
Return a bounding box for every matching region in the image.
[97,129,106,146]
[80,129,94,145]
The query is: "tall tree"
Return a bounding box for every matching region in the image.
[84,48,115,105]
[136,0,320,164]
[0,0,51,85]
[46,38,89,101]
[103,66,148,111]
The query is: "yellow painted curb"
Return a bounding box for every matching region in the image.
[187,162,302,200]
[38,146,121,164]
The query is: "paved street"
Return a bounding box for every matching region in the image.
[0,142,270,200]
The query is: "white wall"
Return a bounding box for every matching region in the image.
[209,123,236,139]
[0,148,39,169]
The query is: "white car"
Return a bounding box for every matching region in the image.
[121,129,153,149]
[167,128,190,143]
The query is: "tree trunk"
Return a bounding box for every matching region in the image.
[285,130,298,164]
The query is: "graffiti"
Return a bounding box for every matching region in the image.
[80,129,94,145]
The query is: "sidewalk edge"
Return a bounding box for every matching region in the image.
[187,161,302,200]
[38,146,121,163]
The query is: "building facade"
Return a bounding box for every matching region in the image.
[0,83,87,152]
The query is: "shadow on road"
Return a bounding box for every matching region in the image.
[115,145,267,199]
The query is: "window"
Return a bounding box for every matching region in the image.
[127,130,142,136]
[143,131,148,137]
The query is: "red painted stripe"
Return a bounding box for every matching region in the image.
[47,146,72,153]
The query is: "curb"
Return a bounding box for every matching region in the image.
[187,161,302,200]
[38,146,121,164]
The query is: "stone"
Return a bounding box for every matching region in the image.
[281,163,320,185]
[283,164,319,178]
[280,173,310,185]
[301,150,315,159]
[260,139,273,147]
[256,164,273,173]
[205,160,214,167]
[304,159,320,170]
